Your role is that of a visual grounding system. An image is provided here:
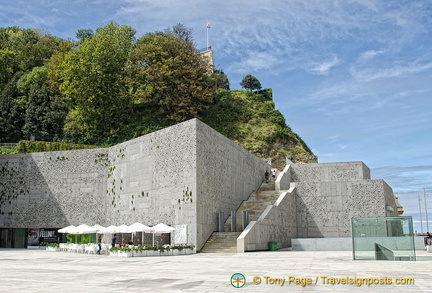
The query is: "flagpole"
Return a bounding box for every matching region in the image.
[419,193,424,233]
[206,22,210,50]
[424,188,429,232]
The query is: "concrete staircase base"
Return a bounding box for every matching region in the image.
[200,232,241,253]
[200,176,283,253]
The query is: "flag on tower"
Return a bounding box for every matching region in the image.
[206,22,211,28]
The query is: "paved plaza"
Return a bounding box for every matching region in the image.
[0,249,431,292]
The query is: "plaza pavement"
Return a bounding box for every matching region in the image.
[0,248,431,292]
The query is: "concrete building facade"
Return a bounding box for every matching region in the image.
[0,119,399,251]
[0,119,267,250]
[291,162,398,238]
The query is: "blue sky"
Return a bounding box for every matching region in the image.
[2,0,431,232]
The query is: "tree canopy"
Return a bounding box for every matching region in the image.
[58,22,135,139]
[0,23,227,143]
[126,31,213,123]
[240,74,262,92]
[0,22,316,166]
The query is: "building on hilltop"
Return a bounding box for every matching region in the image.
[0,119,400,251]
[200,49,214,73]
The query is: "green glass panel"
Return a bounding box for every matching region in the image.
[351,217,416,261]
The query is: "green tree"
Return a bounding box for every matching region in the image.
[212,70,230,90]
[19,35,61,71]
[126,31,213,123]
[0,48,16,91]
[0,27,60,90]
[59,22,135,139]
[15,66,67,138]
[0,73,25,142]
[240,74,262,92]
[164,23,193,44]
[75,29,94,42]
[45,40,73,135]
[22,79,50,136]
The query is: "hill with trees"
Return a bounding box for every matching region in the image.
[0,23,317,167]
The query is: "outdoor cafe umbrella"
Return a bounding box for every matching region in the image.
[69,224,95,234]
[97,225,121,246]
[149,223,176,246]
[58,224,101,235]
[127,222,152,244]
[58,225,76,233]
[90,224,105,233]
[115,225,131,243]
[98,225,130,244]
[98,225,118,234]
[128,223,152,232]
[58,224,100,243]
[151,223,176,233]
[115,225,130,233]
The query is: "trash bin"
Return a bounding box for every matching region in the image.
[268,241,277,251]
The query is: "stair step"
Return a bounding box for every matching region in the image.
[200,232,240,253]
[202,178,287,253]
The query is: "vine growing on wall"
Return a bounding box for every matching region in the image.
[0,161,29,215]
[101,147,127,213]
[94,152,110,167]
[55,155,68,162]
[178,186,192,209]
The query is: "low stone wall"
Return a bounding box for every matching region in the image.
[237,186,296,252]
[275,165,291,191]
[291,161,370,182]
[291,237,352,251]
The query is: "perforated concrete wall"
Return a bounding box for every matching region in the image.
[0,149,108,228]
[101,120,198,245]
[291,162,398,238]
[0,119,268,250]
[195,120,268,249]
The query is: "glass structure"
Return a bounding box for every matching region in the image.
[351,216,416,261]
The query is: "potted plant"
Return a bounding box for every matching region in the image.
[109,246,119,256]
[160,245,172,256]
[118,247,132,257]
[184,244,196,255]
[133,245,146,257]
[146,245,160,257]
[171,245,185,255]
[170,244,196,255]
[46,243,60,251]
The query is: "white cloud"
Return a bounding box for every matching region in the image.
[111,0,432,66]
[358,49,384,62]
[372,166,432,192]
[309,56,339,76]
[227,51,281,74]
[351,61,432,83]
